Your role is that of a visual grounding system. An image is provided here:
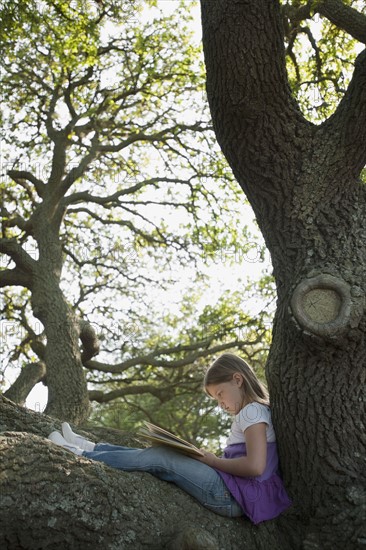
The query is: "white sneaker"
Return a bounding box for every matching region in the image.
[48,431,84,455]
[61,422,96,452]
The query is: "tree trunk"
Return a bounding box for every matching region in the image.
[31,272,90,423]
[29,200,90,424]
[0,396,290,550]
[200,0,366,548]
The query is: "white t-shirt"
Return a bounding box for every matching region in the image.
[225,402,276,446]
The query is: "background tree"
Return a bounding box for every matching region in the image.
[86,283,274,445]
[200,0,366,547]
[0,0,271,424]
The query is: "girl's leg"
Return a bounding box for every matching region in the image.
[93,443,137,452]
[84,445,243,518]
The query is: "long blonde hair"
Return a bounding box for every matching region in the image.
[204,353,270,406]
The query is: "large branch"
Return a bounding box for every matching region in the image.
[88,384,174,403]
[1,210,32,233]
[7,169,46,198]
[59,131,100,195]
[0,239,37,276]
[0,268,32,288]
[84,338,262,375]
[0,397,287,548]
[282,0,366,44]
[200,0,311,210]
[321,49,366,175]
[316,0,366,44]
[4,362,46,406]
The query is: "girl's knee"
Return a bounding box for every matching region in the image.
[140,446,189,469]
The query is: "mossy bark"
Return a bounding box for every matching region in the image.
[0,396,291,550]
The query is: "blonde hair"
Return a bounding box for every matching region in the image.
[204,353,270,406]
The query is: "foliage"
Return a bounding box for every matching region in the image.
[2,0,363,433]
[87,282,275,448]
[0,0,272,431]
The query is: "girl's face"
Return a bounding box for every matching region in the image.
[206,373,246,415]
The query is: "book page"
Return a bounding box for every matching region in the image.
[139,422,204,457]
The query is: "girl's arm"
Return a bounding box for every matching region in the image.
[197,423,267,477]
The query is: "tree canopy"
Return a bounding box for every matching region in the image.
[0,0,273,429]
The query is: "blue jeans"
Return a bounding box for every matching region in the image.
[83,443,244,518]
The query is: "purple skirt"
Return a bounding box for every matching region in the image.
[215,442,292,524]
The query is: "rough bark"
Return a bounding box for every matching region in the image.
[200,0,366,548]
[0,396,290,550]
[27,196,90,423]
[2,172,91,423]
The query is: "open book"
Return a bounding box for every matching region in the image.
[139,421,204,457]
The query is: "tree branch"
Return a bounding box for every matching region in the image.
[59,131,100,194]
[0,398,265,548]
[315,0,366,44]
[63,177,188,206]
[45,84,62,142]
[84,338,260,375]
[7,170,46,198]
[64,206,170,246]
[0,268,32,288]
[4,362,46,406]
[98,122,208,153]
[0,239,37,274]
[322,49,366,176]
[1,209,33,233]
[88,384,172,403]
[282,1,312,27]
[64,181,155,206]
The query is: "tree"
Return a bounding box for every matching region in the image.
[6,1,365,548]
[0,0,263,423]
[1,395,289,550]
[200,0,366,547]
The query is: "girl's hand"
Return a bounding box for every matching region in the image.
[196,450,218,467]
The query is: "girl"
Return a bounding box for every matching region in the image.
[48,353,292,523]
